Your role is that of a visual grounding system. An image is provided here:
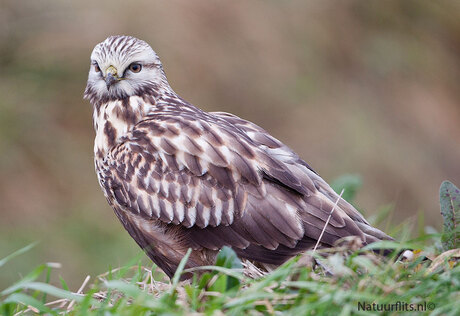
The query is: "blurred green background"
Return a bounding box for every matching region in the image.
[1,0,459,289]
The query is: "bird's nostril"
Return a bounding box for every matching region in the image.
[105,73,118,88]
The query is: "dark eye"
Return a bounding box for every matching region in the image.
[94,64,101,72]
[129,63,142,73]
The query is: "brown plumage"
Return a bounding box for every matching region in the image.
[84,35,393,278]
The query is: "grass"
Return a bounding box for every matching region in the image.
[0,233,459,315]
[1,179,459,315]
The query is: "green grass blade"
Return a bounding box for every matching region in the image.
[1,264,47,296]
[21,282,87,301]
[0,242,38,268]
[171,248,191,289]
[3,293,53,314]
[439,180,460,250]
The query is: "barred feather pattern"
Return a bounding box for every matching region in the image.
[86,35,393,278]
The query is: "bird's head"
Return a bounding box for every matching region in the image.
[84,35,169,104]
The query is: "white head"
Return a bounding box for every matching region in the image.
[84,35,170,105]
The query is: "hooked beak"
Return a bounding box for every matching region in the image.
[105,65,120,89]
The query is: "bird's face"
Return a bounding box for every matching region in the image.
[84,36,166,102]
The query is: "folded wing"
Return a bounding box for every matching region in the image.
[99,110,391,264]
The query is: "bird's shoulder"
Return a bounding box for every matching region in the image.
[131,109,314,195]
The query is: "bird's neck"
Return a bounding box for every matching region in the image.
[92,85,200,159]
[93,95,152,159]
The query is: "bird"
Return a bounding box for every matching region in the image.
[84,35,394,278]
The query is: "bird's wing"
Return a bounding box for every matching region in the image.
[210,111,392,244]
[211,111,377,226]
[100,110,389,253]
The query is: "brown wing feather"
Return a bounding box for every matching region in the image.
[100,110,392,269]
